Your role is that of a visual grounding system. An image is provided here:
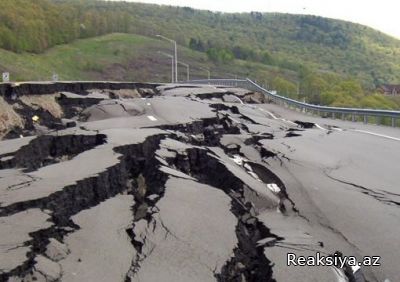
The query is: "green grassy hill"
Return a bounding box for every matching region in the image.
[0,33,297,84]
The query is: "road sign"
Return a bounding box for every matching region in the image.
[2,72,10,83]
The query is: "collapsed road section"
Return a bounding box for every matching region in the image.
[0,82,397,282]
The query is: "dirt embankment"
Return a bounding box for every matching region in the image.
[0,93,68,139]
[19,95,63,119]
[0,96,24,136]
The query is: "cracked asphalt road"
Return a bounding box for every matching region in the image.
[0,83,398,282]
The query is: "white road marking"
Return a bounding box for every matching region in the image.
[259,107,278,119]
[146,103,151,106]
[258,107,298,126]
[315,123,328,131]
[233,96,244,105]
[257,106,334,132]
[353,130,400,142]
[147,115,157,121]
[331,127,343,131]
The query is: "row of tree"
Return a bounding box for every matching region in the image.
[268,70,400,110]
[0,0,130,53]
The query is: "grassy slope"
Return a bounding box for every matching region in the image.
[0,33,297,83]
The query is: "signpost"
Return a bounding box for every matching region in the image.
[2,72,10,83]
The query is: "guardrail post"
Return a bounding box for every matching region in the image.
[392,117,396,127]
[332,112,336,119]
[364,115,368,124]
[352,114,355,122]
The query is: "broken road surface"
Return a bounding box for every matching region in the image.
[0,83,398,282]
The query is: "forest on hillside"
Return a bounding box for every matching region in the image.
[0,0,400,110]
[0,0,130,53]
[1,0,400,83]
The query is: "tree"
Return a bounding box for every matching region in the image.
[189,38,205,52]
[271,77,297,99]
[301,74,329,104]
[206,48,234,64]
[261,51,274,65]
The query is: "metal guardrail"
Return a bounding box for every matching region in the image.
[187,78,400,127]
